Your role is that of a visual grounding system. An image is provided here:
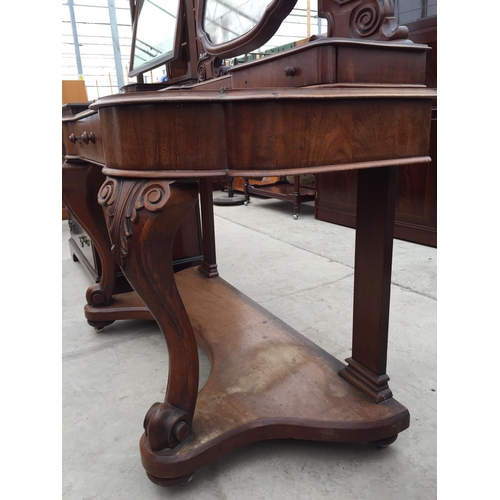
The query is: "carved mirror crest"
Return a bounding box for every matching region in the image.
[317,0,408,41]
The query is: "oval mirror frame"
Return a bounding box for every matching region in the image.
[196,0,298,58]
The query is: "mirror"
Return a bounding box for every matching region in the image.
[203,0,270,45]
[129,0,182,77]
[198,0,297,58]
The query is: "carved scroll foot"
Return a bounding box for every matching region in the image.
[98,177,200,447]
[144,402,191,451]
[86,283,112,308]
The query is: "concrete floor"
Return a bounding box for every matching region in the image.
[62,196,437,499]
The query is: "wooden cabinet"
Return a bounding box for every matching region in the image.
[62,80,88,104]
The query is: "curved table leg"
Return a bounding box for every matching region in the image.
[62,160,120,329]
[98,177,200,451]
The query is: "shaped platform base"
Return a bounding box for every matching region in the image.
[84,291,154,330]
[140,268,409,484]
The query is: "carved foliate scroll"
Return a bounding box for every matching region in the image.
[98,177,173,266]
[318,0,409,41]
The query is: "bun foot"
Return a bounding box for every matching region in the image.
[146,472,194,486]
[368,434,398,448]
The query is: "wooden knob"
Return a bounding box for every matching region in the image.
[284,66,296,77]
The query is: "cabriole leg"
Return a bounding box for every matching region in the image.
[98,177,200,450]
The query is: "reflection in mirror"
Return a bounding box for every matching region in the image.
[131,0,180,73]
[203,0,270,45]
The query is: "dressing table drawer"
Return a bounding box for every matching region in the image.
[63,110,105,164]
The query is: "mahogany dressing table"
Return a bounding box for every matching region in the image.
[63,0,435,486]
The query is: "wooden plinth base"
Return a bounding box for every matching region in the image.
[84,291,153,329]
[141,268,409,484]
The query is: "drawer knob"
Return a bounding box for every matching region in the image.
[70,131,96,145]
[80,131,96,144]
[284,66,296,77]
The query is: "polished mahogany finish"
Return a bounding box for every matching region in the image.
[140,267,409,484]
[62,108,205,330]
[63,0,436,486]
[93,87,432,175]
[315,106,437,246]
[314,16,437,246]
[196,33,429,216]
[93,84,434,484]
[318,0,409,40]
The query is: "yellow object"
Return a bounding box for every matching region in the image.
[62,80,88,104]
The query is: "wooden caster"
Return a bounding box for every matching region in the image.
[146,472,194,486]
[368,434,398,448]
[87,320,115,332]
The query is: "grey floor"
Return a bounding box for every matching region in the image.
[62,196,437,499]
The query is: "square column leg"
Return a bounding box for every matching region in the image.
[339,166,398,402]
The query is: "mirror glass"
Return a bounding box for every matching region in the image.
[131,0,180,75]
[203,0,270,45]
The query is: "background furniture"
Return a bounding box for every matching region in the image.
[232,175,315,219]
[62,80,88,104]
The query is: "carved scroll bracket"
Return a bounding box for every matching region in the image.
[318,0,409,41]
[98,177,175,266]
